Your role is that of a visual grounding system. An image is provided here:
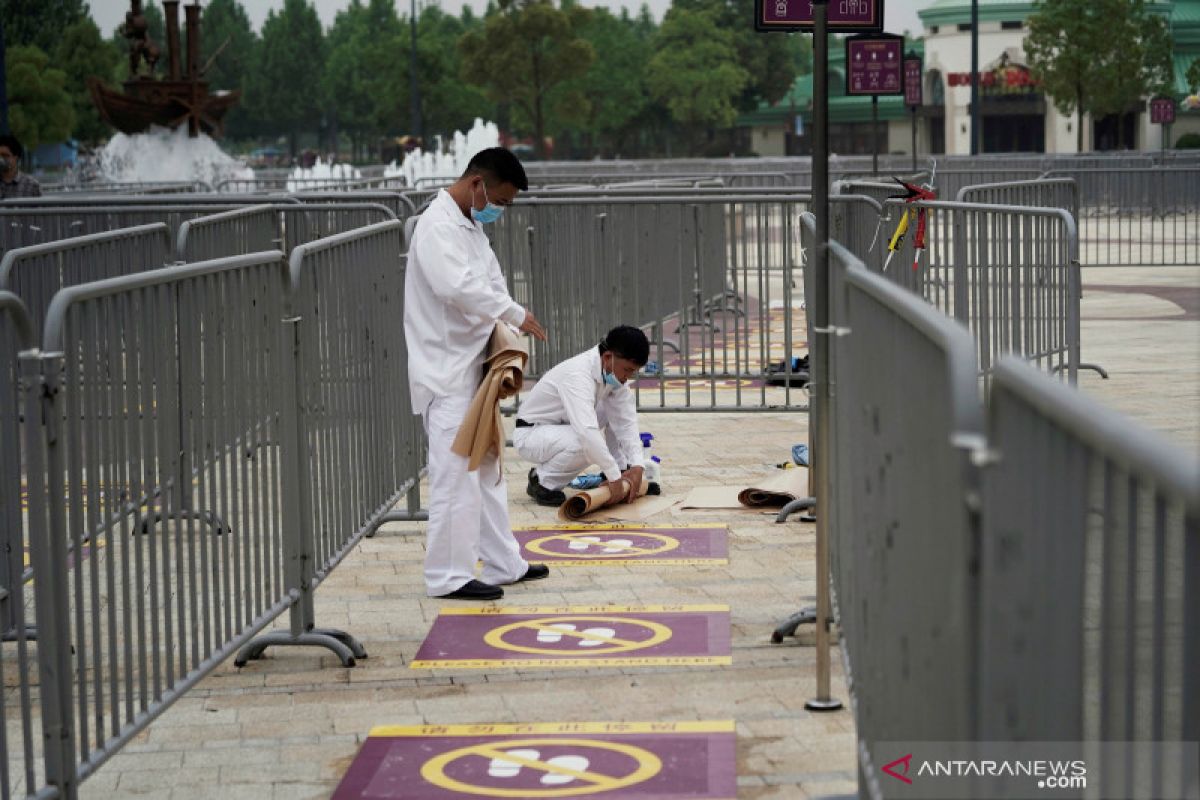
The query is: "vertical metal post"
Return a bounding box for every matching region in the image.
[912,107,918,172]
[872,95,879,175]
[806,0,842,714]
[410,0,423,143]
[970,0,980,154]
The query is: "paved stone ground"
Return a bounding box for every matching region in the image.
[75,265,1197,800]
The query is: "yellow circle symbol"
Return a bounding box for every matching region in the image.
[483,616,672,655]
[421,737,662,797]
[525,531,681,559]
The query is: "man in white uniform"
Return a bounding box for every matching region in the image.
[514,326,649,506]
[405,148,549,601]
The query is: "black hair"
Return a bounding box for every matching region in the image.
[0,134,24,159]
[599,325,650,366]
[462,147,529,191]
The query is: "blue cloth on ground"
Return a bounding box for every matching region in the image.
[569,473,605,490]
[791,444,810,466]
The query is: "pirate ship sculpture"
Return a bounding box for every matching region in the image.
[88,0,241,137]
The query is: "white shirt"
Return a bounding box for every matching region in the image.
[516,347,645,480]
[404,189,526,412]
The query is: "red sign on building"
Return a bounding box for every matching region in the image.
[1150,96,1176,125]
[903,54,923,107]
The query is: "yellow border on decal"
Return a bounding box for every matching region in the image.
[435,604,729,616]
[368,720,736,737]
[516,523,727,531]
[525,531,682,559]
[526,558,729,567]
[409,656,733,669]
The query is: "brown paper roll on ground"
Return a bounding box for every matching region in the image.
[557,477,650,522]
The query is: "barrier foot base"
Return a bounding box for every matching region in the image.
[804,697,843,712]
[1080,362,1109,379]
[775,497,816,523]
[366,509,430,537]
[770,607,816,643]
[235,630,363,668]
[1,623,37,642]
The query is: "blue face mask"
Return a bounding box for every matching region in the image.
[603,371,621,388]
[470,182,504,224]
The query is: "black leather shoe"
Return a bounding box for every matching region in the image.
[435,580,503,601]
[526,469,567,507]
[518,564,550,582]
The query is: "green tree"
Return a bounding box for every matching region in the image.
[412,6,494,139]
[1025,0,1100,151]
[322,0,402,160]
[459,0,595,158]
[5,45,76,150]
[201,0,258,140]
[645,7,748,152]
[1,0,89,54]
[1087,0,1174,148]
[560,8,651,157]
[248,0,326,156]
[53,18,121,144]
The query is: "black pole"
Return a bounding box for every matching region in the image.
[911,107,917,172]
[0,15,9,135]
[872,95,879,174]
[805,0,841,715]
[970,0,979,154]
[410,0,423,142]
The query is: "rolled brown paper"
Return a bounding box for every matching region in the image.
[557,477,649,522]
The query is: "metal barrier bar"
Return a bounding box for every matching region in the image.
[955,177,1079,223]
[489,194,812,410]
[32,252,294,791]
[291,190,414,221]
[874,198,1084,382]
[215,176,408,193]
[0,225,172,338]
[1040,168,1200,267]
[977,357,1199,796]
[176,206,281,263]
[235,221,420,666]
[0,292,60,800]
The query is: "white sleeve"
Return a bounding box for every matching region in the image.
[605,388,645,468]
[559,371,623,480]
[487,247,526,326]
[415,223,525,326]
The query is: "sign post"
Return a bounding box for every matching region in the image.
[904,52,923,172]
[846,33,904,175]
[1149,96,1176,154]
[756,0,885,718]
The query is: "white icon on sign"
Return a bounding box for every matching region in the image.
[776,0,788,15]
[536,623,617,647]
[568,536,634,553]
[488,751,592,785]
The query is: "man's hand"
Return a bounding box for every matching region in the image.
[519,309,547,341]
[620,466,644,504]
[603,477,630,503]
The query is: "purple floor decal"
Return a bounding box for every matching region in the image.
[332,721,736,799]
[411,605,731,669]
[513,524,728,566]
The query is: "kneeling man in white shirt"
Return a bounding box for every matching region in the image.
[514,326,649,506]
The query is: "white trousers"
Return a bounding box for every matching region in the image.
[513,418,624,491]
[422,393,528,596]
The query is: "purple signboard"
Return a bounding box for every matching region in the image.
[755,0,884,32]
[1150,96,1176,125]
[332,721,737,800]
[846,35,904,96]
[903,54,923,107]
[513,525,729,566]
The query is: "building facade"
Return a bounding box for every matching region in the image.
[740,0,1200,155]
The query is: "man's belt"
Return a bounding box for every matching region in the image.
[515,418,534,428]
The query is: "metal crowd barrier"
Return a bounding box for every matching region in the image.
[175,203,399,262]
[1041,168,1200,267]
[214,176,407,193]
[802,213,1200,799]
[290,190,415,220]
[490,194,811,410]
[1,206,252,258]
[176,205,280,263]
[41,180,212,195]
[0,224,172,335]
[236,221,422,665]
[978,357,1199,791]
[874,198,1088,381]
[955,176,1079,222]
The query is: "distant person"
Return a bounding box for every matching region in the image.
[0,135,42,199]
[405,147,549,601]
[514,325,649,507]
